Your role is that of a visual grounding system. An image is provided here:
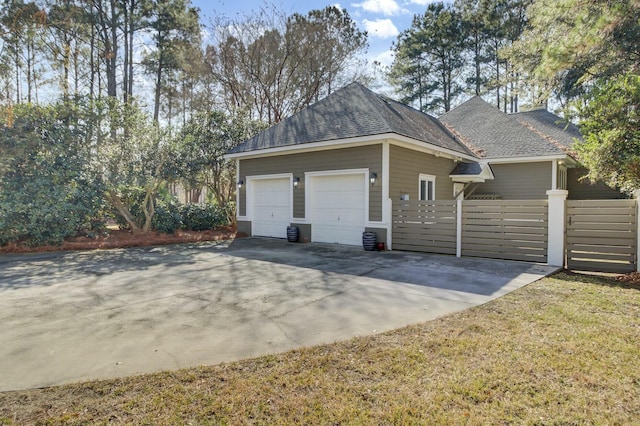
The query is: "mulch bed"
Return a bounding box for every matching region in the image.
[0,226,238,254]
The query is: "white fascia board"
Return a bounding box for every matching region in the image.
[449,176,487,183]
[224,135,388,160]
[225,133,479,162]
[485,154,569,164]
[480,162,495,180]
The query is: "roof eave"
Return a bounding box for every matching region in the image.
[484,154,571,164]
[225,132,479,162]
[449,162,495,183]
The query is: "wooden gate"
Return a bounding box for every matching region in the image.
[461,200,548,263]
[566,200,637,273]
[392,200,457,255]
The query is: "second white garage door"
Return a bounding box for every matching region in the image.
[252,177,291,238]
[311,174,366,245]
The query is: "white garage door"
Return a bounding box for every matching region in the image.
[252,178,291,238]
[311,174,365,245]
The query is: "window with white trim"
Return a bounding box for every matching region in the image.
[419,174,436,200]
[558,165,567,190]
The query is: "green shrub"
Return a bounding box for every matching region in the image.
[180,203,226,231]
[0,104,107,246]
[152,198,183,234]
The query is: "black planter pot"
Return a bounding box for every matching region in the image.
[286,226,299,243]
[362,231,377,251]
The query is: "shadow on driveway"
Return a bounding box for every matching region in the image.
[0,237,558,391]
[220,238,557,296]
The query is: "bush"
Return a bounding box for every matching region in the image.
[0,104,107,246]
[152,198,182,234]
[111,190,227,234]
[180,203,226,231]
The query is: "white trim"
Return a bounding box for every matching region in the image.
[228,132,577,169]
[449,176,487,183]
[226,133,479,162]
[306,169,370,245]
[546,189,568,267]
[305,168,370,177]
[245,173,294,222]
[235,159,240,219]
[558,164,568,190]
[551,160,558,190]
[383,141,392,248]
[387,135,477,162]
[305,168,370,227]
[419,173,436,201]
[226,136,385,160]
[237,216,248,221]
[456,198,462,257]
[487,155,568,164]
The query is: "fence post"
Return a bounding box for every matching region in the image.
[456,199,462,257]
[387,198,393,251]
[635,191,640,272]
[546,189,568,267]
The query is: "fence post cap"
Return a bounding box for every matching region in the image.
[546,189,568,197]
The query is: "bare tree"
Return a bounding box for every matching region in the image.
[207,5,367,124]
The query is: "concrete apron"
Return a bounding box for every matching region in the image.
[0,238,559,391]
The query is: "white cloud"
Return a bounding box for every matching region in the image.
[407,0,435,5]
[352,0,404,16]
[372,49,395,67]
[363,18,399,39]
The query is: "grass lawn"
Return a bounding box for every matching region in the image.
[1,271,639,424]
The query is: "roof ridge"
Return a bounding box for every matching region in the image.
[373,91,478,157]
[351,83,396,133]
[516,119,576,157]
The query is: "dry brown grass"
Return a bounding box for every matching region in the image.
[1,271,639,424]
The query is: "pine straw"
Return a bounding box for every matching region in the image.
[0,227,237,254]
[1,272,639,424]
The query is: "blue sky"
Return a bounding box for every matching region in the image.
[191,0,437,67]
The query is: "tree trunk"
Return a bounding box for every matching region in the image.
[26,41,32,103]
[153,45,163,122]
[106,190,142,233]
[106,0,118,99]
[127,2,135,99]
[141,187,155,233]
[89,21,95,101]
[123,3,129,104]
[14,50,20,104]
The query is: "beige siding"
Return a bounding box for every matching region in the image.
[567,168,626,200]
[389,145,456,201]
[239,145,383,221]
[473,162,551,200]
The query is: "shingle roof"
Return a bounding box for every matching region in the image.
[228,82,474,156]
[450,162,483,175]
[439,97,578,159]
[515,109,581,151]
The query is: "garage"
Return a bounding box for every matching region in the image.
[310,173,366,245]
[251,177,291,238]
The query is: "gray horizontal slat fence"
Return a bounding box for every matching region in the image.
[392,200,457,254]
[566,199,637,273]
[462,200,548,263]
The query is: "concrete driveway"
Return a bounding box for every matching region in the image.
[0,238,557,391]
